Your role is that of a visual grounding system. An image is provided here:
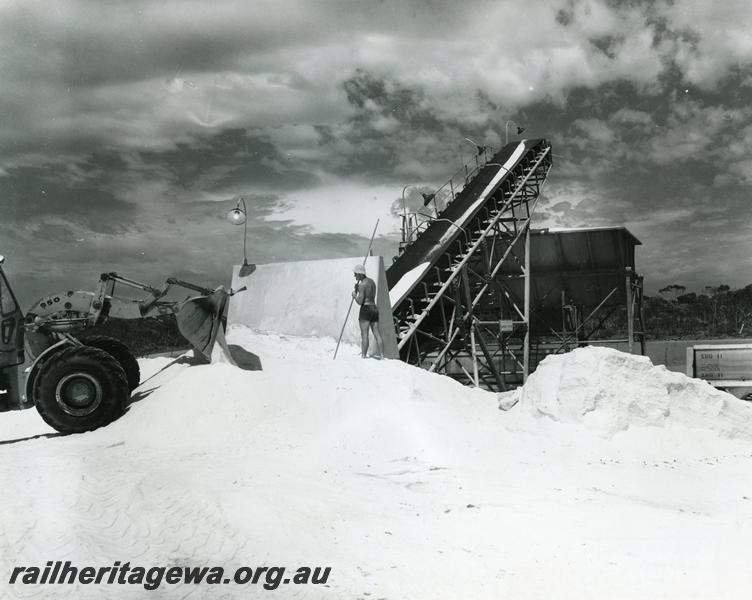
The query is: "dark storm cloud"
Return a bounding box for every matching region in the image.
[0,1,324,88]
[2,0,751,302]
[0,123,329,305]
[0,163,136,234]
[0,126,321,243]
[343,72,444,132]
[138,128,318,191]
[310,71,494,182]
[176,194,283,223]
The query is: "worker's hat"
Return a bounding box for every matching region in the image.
[353,264,366,275]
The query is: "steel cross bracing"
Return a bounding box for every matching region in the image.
[392,140,552,390]
[542,271,646,357]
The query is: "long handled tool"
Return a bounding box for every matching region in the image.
[333,219,379,359]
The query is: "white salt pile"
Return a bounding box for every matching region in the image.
[2,335,751,599]
[499,346,752,439]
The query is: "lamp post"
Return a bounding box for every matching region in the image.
[226,197,256,277]
[505,120,526,145]
[421,191,440,218]
[401,184,420,244]
[401,184,441,250]
[464,137,488,156]
[463,137,491,172]
[418,215,468,242]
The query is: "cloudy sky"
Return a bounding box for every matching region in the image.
[1,0,750,306]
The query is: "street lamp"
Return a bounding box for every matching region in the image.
[225,197,256,277]
[402,184,428,243]
[505,120,526,144]
[411,214,472,250]
[420,192,436,207]
[420,191,440,218]
[464,137,488,156]
[400,185,441,251]
[401,184,414,243]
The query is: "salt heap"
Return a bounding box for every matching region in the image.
[3,335,752,599]
[500,346,752,439]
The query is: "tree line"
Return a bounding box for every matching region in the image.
[644,284,752,338]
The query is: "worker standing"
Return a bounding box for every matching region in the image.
[351,264,384,359]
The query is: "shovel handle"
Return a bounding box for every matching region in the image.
[333,219,379,359]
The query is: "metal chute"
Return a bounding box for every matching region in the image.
[175,285,244,364]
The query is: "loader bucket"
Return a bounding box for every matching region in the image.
[175,286,235,363]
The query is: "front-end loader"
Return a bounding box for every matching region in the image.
[0,255,244,434]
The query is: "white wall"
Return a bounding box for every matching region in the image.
[228,256,399,358]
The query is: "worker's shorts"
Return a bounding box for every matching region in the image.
[358,304,379,323]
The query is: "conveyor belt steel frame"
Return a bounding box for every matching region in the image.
[394,142,552,387]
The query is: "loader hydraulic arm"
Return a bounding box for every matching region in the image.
[23,265,249,363]
[165,278,215,296]
[96,273,216,320]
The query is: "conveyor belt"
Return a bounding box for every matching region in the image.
[387,139,547,308]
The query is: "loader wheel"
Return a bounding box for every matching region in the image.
[25,344,70,405]
[34,346,128,434]
[79,335,140,391]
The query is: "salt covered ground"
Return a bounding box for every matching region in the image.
[1,329,751,599]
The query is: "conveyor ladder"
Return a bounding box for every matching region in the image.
[388,139,553,389]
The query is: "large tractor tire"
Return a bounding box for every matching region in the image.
[33,346,128,434]
[24,343,69,405]
[79,334,140,391]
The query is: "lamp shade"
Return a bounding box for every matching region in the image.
[226,207,247,225]
[421,193,435,207]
